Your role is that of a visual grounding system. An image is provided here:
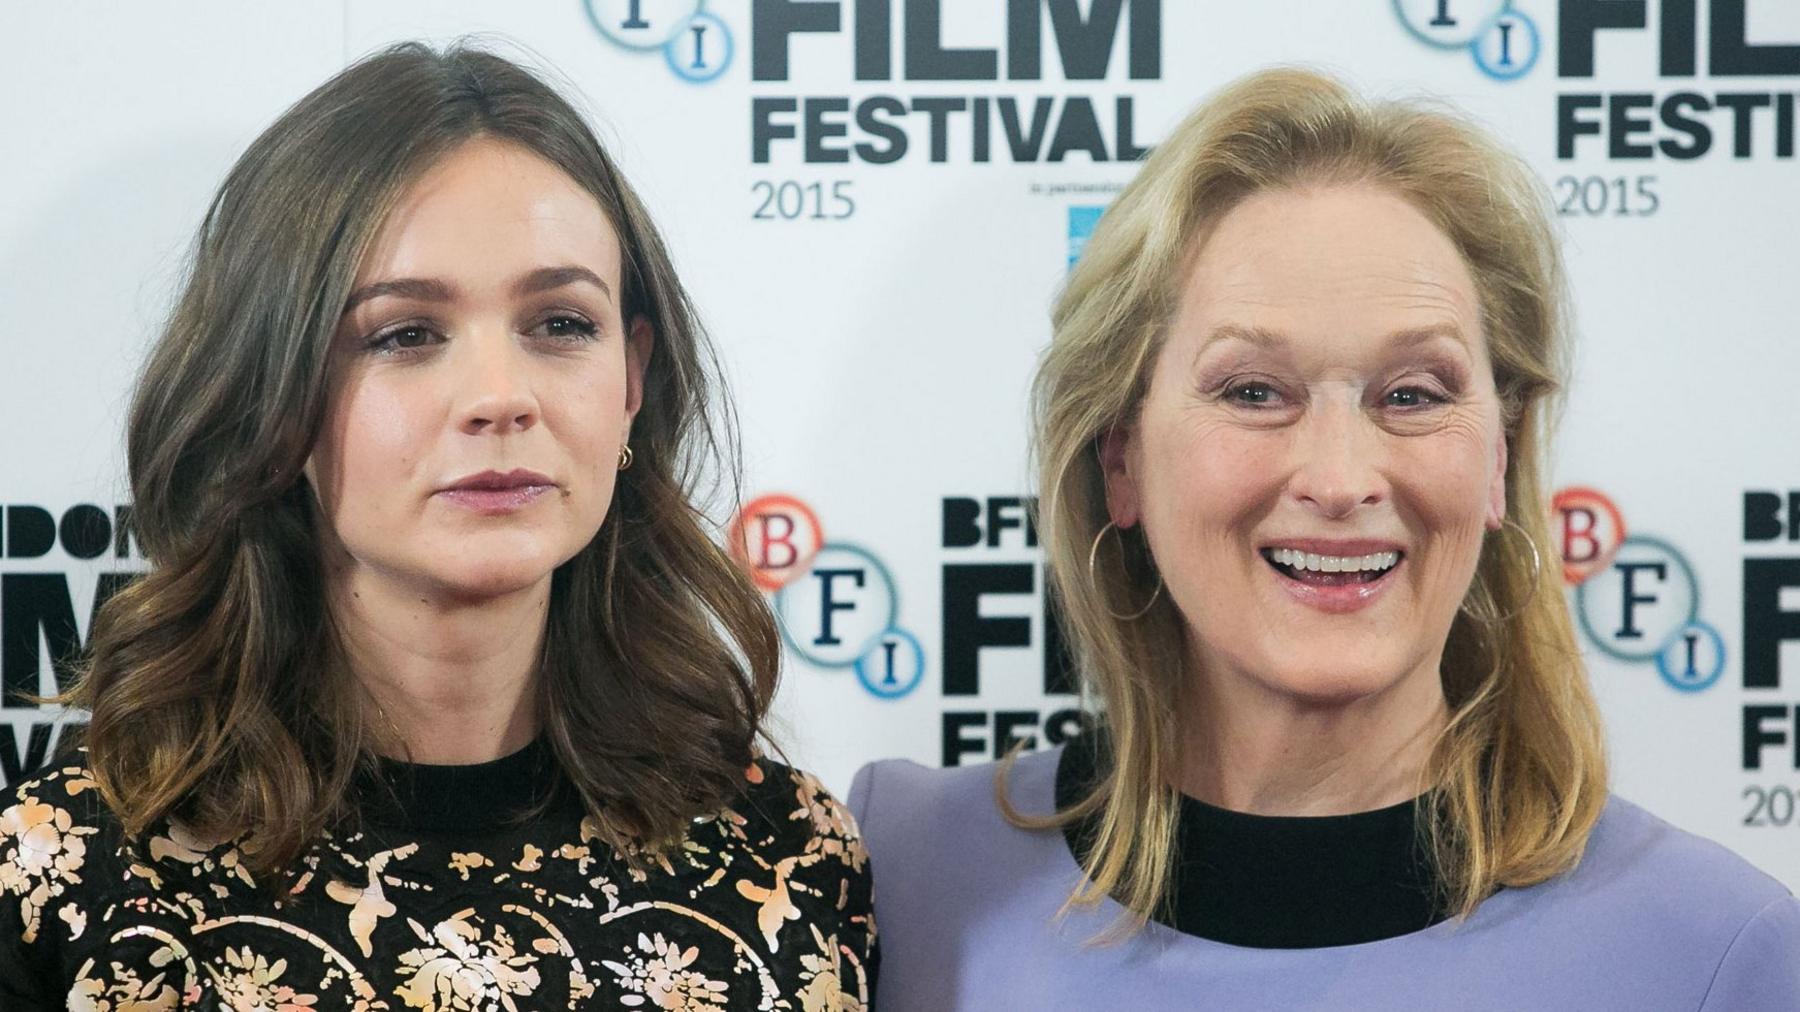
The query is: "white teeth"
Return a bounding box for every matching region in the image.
[1266,548,1400,573]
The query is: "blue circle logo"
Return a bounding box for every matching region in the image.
[1656,620,1727,693]
[855,627,926,699]
[1471,7,1541,80]
[664,10,733,83]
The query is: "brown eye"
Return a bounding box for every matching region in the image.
[532,314,599,341]
[366,324,442,356]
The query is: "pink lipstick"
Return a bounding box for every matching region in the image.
[437,469,555,515]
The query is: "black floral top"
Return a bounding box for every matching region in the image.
[0,741,877,1010]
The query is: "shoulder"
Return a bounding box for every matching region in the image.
[851,747,1059,826]
[0,759,120,950]
[2,759,115,861]
[845,749,1083,1001]
[1485,793,1800,1000]
[1573,795,1792,917]
[730,756,871,879]
[1,756,244,928]
[723,757,878,984]
[1551,796,1800,1006]
[848,748,1061,877]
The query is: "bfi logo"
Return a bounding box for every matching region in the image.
[1554,487,1726,693]
[730,494,925,699]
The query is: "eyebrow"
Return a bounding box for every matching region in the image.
[1200,322,1470,351]
[341,265,613,314]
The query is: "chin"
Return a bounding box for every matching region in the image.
[429,550,568,600]
[1256,659,1411,708]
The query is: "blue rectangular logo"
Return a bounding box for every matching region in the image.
[1068,206,1104,270]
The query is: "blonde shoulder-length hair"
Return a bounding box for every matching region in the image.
[1007,66,1608,928]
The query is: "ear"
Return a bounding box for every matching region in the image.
[623,315,654,433]
[1100,421,1142,529]
[1485,428,1508,531]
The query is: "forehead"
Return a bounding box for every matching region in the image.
[354,136,622,289]
[1177,183,1481,355]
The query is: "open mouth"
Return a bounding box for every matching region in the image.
[1260,547,1403,587]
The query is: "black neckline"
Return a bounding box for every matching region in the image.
[357,737,582,834]
[1055,732,1447,948]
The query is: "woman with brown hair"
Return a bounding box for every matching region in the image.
[852,68,1797,1009]
[0,41,873,1009]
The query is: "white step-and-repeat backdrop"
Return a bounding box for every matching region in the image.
[3,1,1798,889]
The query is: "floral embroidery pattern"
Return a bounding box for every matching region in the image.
[791,773,869,874]
[0,760,875,1011]
[396,916,540,1010]
[0,792,99,943]
[326,843,420,957]
[602,931,731,1010]
[67,955,186,1012]
[149,819,257,891]
[207,946,320,1010]
[795,924,865,1012]
[736,858,804,950]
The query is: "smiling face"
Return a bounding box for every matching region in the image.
[307,136,651,604]
[1106,182,1506,709]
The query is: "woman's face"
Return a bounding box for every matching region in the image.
[308,137,650,603]
[1106,182,1505,707]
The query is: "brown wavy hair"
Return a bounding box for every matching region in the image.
[1007,67,1607,929]
[58,40,780,876]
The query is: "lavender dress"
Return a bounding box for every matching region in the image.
[850,747,1800,1011]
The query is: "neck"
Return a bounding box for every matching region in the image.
[1178,653,1449,817]
[328,564,550,765]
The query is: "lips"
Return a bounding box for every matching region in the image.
[1258,539,1406,612]
[437,469,556,515]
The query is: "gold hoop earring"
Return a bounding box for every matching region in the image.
[618,444,633,471]
[1461,516,1544,626]
[1088,520,1163,621]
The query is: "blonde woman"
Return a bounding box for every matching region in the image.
[852,69,1797,1009]
[0,42,874,1008]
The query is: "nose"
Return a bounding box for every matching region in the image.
[1287,395,1386,520]
[453,329,540,436]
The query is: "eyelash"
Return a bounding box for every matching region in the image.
[1223,379,1282,406]
[1383,385,1448,409]
[365,313,601,357]
[1216,378,1454,410]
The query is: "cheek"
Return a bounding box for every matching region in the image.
[1136,417,1278,547]
[1144,414,1274,518]
[1394,415,1498,531]
[546,363,627,481]
[316,375,435,504]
